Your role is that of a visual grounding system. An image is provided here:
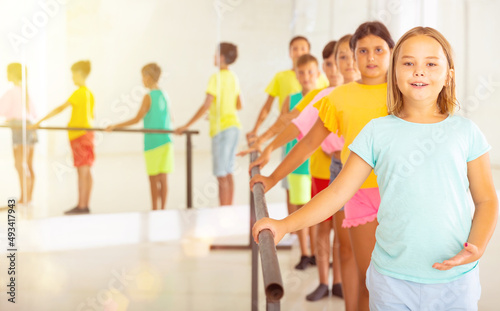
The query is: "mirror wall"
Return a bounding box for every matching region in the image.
[1,0,499,218]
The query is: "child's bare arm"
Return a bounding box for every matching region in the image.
[250,117,330,192]
[467,152,498,252]
[32,101,71,127]
[244,122,301,171]
[252,152,372,244]
[247,95,274,141]
[107,94,151,130]
[175,94,213,134]
[236,95,242,110]
[433,152,498,270]
[254,96,300,146]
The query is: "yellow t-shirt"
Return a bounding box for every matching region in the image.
[289,88,330,180]
[67,86,94,141]
[265,70,329,110]
[315,82,388,189]
[206,70,241,137]
[310,147,332,180]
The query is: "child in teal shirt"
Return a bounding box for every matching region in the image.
[108,63,173,210]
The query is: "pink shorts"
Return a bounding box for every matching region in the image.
[342,187,380,228]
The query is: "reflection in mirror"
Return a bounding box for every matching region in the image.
[0,1,499,310]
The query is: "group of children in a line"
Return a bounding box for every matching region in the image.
[1,19,497,310]
[250,22,497,311]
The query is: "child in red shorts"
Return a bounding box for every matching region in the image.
[33,60,95,215]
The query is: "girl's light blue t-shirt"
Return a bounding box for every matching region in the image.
[349,114,491,284]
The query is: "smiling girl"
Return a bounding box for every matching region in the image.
[252,26,498,310]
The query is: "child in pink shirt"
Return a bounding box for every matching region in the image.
[0,63,38,204]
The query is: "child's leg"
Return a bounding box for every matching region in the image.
[309,223,317,259]
[286,190,293,214]
[224,126,238,206]
[294,204,310,255]
[214,126,239,207]
[27,145,35,203]
[349,220,378,311]
[316,220,331,285]
[13,145,26,203]
[227,173,234,205]
[305,220,330,301]
[217,175,229,206]
[149,175,159,210]
[289,174,313,269]
[335,211,358,311]
[77,165,92,208]
[306,177,335,301]
[66,132,94,214]
[158,173,168,210]
[294,203,315,270]
[283,147,293,216]
[342,187,380,311]
[213,130,228,207]
[218,174,235,206]
[332,223,342,285]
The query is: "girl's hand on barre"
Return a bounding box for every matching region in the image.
[246,130,257,144]
[252,217,287,245]
[249,147,272,172]
[237,146,261,157]
[250,174,277,193]
[174,126,188,135]
[432,242,480,271]
[105,125,116,132]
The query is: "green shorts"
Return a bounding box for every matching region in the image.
[144,143,174,176]
[287,174,311,205]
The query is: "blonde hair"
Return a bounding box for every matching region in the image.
[387,27,457,116]
[142,63,161,82]
[296,54,318,68]
[71,60,91,77]
[333,34,353,60]
[7,63,30,112]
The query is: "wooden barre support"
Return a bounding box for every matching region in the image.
[0,124,199,135]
